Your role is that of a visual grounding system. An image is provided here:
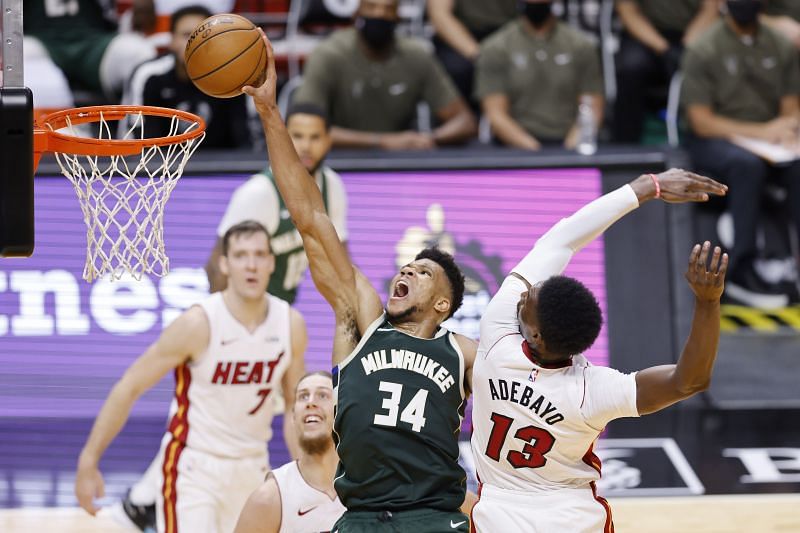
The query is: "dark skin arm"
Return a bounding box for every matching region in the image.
[244,34,383,362]
[636,242,727,415]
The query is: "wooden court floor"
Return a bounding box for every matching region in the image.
[1,494,798,532]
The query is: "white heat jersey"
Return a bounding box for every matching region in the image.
[271,461,345,533]
[165,292,292,460]
[471,275,639,492]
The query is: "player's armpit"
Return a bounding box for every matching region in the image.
[234,475,282,533]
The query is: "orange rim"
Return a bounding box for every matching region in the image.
[34,105,207,157]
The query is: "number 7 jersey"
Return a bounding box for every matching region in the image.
[165,292,291,461]
[471,276,640,491]
[332,315,468,511]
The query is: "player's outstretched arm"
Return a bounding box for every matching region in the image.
[636,242,727,415]
[243,33,382,336]
[512,169,727,286]
[282,308,308,460]
[74,307,208,516]
[234,475,281,533]
[481,169,726,347]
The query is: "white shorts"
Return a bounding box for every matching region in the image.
[157,444,268,533]
[471,482,613,533]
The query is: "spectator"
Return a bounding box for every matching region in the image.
[427,0,517,105]
[683,0,800,308]
[23,0,157,100]
[207,103,348,301]
[613,0,720,143]
[123,5,251,149]
[762,0,800,49]
[474,0,603,150]
[293,0,477,150]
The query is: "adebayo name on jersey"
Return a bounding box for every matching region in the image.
[488,378,565,425]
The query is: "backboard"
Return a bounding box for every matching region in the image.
[0,0,34,257]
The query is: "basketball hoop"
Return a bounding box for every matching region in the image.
[34,106,206,282]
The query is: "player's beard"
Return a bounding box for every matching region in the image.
[385,305,419,323]
[299,433,333,456]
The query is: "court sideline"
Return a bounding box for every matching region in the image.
[2,494,799,532]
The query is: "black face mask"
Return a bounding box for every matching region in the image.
[355,16,396,51]
[727,0,762,27]
[521,1,553,28]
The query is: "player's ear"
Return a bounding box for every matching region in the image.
[532,332,547,353]
[219,253,230,277]
[434,296,451,316]
[266,253,275,275]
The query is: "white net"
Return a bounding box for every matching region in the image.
[50,110,205,282]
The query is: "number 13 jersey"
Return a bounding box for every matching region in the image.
[333,315,467,511]
[471,276,640,491]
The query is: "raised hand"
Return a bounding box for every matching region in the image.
[630,169,727,204]
[653,168,727,203]
[685,241,727,302]
[242,29,277,117]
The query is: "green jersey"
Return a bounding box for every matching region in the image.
[265,169,330,303]
[218,166,347,304]
[333,315,467,512]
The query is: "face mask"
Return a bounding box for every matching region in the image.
[726,0,762,26]
[355,16,396,51]
[521,2,553,28]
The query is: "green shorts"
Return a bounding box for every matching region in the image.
[333,508,470,533]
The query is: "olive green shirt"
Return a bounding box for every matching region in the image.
[295,28,460,132]
[475,20,603,141]
[453,0,518,36]
[620,0,704,33]
[682,21,800,123]
[765,0,800,22]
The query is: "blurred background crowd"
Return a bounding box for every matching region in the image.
[23,0,800,308]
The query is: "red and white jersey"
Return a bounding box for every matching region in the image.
[165,292,292,460]
[271,460,345,533]
[471,185,641,492]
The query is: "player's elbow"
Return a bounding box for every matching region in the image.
[111,374,147,404]
[676,378,711,397]
[293,210,328,240]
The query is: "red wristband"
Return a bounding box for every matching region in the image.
[649,173,661,199]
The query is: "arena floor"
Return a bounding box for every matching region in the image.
[2,493,799,532]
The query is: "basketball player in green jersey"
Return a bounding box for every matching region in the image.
[245,37,476,532]
[206,103,348,303]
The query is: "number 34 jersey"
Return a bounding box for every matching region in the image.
[471,277,640,491]
[333,315,467,511]
[166,292,291,461]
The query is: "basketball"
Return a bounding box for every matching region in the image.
[185,13,267,98]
